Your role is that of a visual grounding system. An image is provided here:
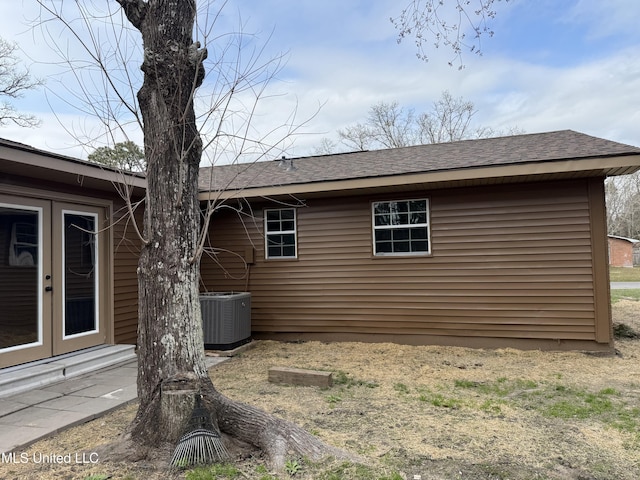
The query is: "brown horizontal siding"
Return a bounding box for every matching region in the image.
[112,200,143,345]
[200,179,604,347]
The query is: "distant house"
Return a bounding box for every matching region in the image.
[199,130,640,352]
[608,235,640,267]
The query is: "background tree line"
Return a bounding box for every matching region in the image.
[315,90,524,154]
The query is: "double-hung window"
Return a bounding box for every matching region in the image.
[265,208,297,259]
[372,199,430,256]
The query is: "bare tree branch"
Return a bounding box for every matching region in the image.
[391,0,510,68]
[0,37,42,127]
[336,91,518,152]
[418,90,476,143]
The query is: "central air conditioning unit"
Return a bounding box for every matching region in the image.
[200,292,251,350]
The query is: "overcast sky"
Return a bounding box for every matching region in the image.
[1,0,639,162]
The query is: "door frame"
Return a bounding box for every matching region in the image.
[0,187,114,369]
[0,195,52,368]
[52,202,108,355]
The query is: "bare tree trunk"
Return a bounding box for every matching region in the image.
[115,0,346,468]
[115,0,209,445]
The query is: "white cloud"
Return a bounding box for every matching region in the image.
[273,38,640,156]
[1,0,639,163]
[471,46,640,146]
[2,110,144,160]
[565,0,640,39]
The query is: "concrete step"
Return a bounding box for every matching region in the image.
[0,364,64,400]
[0,345,136,399]
[48,344,136,378]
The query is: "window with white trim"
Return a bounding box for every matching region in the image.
[265,208,297,259]
[372,199,430,256]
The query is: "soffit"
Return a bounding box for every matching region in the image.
[0,143,146,194]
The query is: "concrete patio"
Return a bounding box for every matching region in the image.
[0,345,230,454]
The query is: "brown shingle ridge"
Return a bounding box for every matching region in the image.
[198,130,640,192]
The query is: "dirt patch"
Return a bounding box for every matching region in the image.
[2,302,640,479]
[614,299,640,339]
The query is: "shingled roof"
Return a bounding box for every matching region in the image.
[198,130,640,196]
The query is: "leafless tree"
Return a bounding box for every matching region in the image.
[338,102,415,150]
[368,101,417,148]
[606,172,640,239]
[0,37,41,127]
[391,0,510,68]
[36,0,344,470]
[336,91,517,152]
[312,136,339,155]
[338,101,416,151]
[337,122,375,151]
[418,90,480,143]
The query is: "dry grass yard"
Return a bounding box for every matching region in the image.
[1,300,639,480]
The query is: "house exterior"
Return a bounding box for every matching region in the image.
[199,130,640,351]
[608,235,640,267]
[2,129,640,370]
[0,139,144,369]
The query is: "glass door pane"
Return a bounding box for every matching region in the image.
[63,211,98,337]
[0,205,41,350]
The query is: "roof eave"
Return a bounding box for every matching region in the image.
[0,143,147,193]
[199,154,640,201]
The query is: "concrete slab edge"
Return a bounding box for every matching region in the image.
[0,365,65,399]
[0,346,137,399]
[3,397,138,454]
